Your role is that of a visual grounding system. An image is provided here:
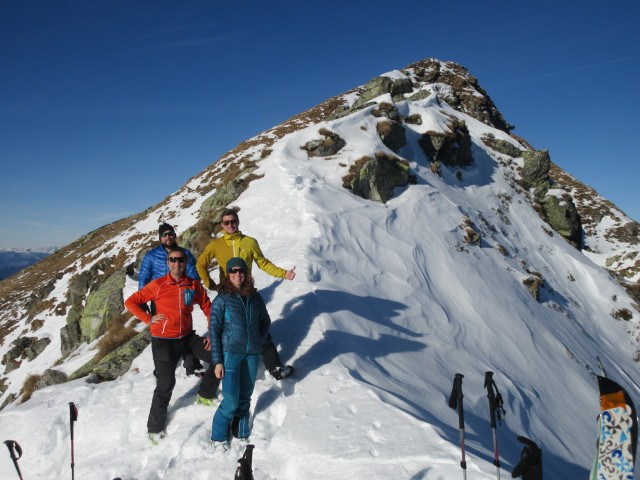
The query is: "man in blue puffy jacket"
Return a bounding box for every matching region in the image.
[138,223,199,290]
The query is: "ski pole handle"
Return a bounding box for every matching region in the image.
[4,440,24,480]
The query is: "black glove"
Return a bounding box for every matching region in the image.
[511,436,542,479]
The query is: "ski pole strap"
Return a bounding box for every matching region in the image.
[4,440,22,461]
[484,371,506,427]
[4,440,24,480]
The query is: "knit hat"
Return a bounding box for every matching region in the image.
[158,223,175,238]
[226,257,248,272]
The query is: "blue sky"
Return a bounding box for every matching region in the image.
[1,0,639,249]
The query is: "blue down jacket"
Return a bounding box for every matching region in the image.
[209,292,271,365]
[138,245,199,289]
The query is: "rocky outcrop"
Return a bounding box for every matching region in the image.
[79,269,126,343]
[523,275,543,301]
[301,129,346,157]
[540,194,582,249]
[2,336,52,373]
[34,369,68,390]
[481,133,522,158]
[328,76,414,120]
[521,149,583,249]
[377,121,406,153]
[407,59,512,132]
[522,150,551,189]
[93,331,150,380]
[343,153,415,203]
[418,121,473,167]
[60,321,82,356]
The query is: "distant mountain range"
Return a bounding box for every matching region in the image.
[0,248,57,280]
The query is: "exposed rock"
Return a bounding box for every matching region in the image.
[301,129,346,157]
[521,150,551,189]
[540,194,583,249]
[25,338,51,361]
[93,331,150,380]
[407,90,432,102]
[66,271,93,307]
[329,75,413,120]
[481,133,522,158]
[418,121,473,167]
[523,275,543,301]
[463,227,481,246]
[66,305,82,324]
[377,121,406,153]
[343,153,414,203]
[2,336,52,373]
[60,320,83,356]
[407,59,513,132]
[79,269,126,343]
[34,369,68,390]
[372,102,402,122]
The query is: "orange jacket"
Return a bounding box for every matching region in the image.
[125,273,211,339]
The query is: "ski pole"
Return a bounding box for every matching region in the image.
[69,402,78,480]
[234,444,255,480]
[448,373,467,480]
[4,440,24,480]
[484,372,505,480]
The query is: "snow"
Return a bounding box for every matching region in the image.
[2,85,639,479]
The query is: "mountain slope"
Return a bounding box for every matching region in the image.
[1,59,639,478]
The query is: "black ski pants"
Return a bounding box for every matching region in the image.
[261,333,281,371]
[147,332,218,433]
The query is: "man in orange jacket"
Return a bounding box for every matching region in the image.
[125,247,215,443]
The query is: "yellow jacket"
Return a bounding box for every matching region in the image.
[196,231,287,289]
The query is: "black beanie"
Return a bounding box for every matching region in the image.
[158,223,175,238]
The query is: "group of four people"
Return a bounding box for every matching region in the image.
[124,209,295,448]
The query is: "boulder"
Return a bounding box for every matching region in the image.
[329,76,414,120]
[93,331,150,380]
[25,338,51,361]
[540,194,582,249]
[60,320,83,356]
[301,130,346,157]
[481,133,522,158]
[521,150,550,188]
[523,276,543,301]
[34,369,68,390]
[344,153,413,203]
[79,269,126,343]
[377,121,406,153]
[2,336,52,372]
[419,122,473,167]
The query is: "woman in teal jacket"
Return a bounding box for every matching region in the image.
[210,257,271,448]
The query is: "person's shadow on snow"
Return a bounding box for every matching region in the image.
[254,289,424,414]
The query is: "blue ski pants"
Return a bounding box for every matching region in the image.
[211,352,260,441]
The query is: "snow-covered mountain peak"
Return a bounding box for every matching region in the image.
[1,58,639,478]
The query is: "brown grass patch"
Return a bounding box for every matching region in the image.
[94,312,138,362]
[20,374,42,404]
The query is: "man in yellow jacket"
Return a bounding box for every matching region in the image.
[196,209,295,380]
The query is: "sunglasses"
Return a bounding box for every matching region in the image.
[161,232,176,238]
[168,257,187,263]
[228,268,246,274]
[221,220,238,226]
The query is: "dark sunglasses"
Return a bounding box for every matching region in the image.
[221,220,238,226]
[228,267,246,274]
[161,232,176,238]
[168,256,186,263]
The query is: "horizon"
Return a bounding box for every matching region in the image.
[1,0,639,249]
